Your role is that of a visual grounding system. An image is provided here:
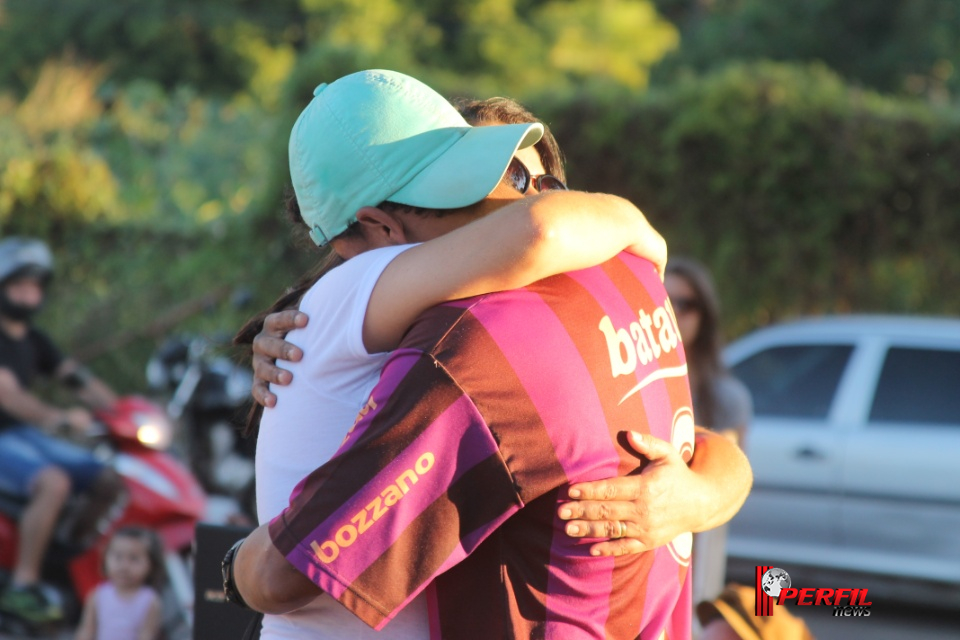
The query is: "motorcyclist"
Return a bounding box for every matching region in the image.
[0,237,122,626]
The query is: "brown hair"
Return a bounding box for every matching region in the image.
[234,96,565,436]
[666,256,728,427]
[452,96,566,183]
[103,526,166,591]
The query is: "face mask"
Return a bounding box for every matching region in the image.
[0,294,41,323]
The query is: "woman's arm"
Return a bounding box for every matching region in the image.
[557,428,753,557]
[364,190,665,352]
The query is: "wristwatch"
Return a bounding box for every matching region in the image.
[222,537,250,609]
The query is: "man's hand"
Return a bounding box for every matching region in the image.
[251,310,308,408]
[558,431,708,557]
[61,407,95,434]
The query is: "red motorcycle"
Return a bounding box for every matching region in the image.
[0,396,206,638]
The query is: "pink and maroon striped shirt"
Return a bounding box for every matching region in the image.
[270,253,695,639]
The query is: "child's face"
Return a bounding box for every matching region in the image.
[104,536,153,591]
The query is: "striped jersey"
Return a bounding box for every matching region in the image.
[270,253,695,639]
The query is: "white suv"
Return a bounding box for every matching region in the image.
[723,315,960,589]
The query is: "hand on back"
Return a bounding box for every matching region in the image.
[250,310,307,408]
[250,316,700,558]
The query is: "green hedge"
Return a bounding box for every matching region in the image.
[530,62,960,336]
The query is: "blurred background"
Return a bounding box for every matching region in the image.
[1,1,959,637]
[2,0,959,382]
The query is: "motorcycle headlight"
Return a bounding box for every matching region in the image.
[133,411,174,450]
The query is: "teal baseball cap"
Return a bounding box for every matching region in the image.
[289,69,544,245]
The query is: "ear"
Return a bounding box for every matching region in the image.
[355,206,409,246]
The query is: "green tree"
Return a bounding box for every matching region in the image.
[652,0,960,101]
[292,0,678,94]
[0,0,306,95]
[0,59,119,235]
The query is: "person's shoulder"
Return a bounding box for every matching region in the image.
[302,245,417,302]
[715,372,750,398]
[400,298,480,353]
[90,581,111,600]
[26,326,56,344]
[713,373,753,416]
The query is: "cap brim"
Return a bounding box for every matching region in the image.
[389,122,543,209]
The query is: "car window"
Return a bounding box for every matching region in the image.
[869,347,960,426]
[731,344,853,419]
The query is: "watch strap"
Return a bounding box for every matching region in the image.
[222,536,250,609]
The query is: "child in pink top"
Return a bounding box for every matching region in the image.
[74,526,163,640]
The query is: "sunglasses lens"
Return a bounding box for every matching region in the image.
[506,159,530,193]
[536,175,568,192]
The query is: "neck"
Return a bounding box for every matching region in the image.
[112,581,147,597]
[0,315,28,339]
[402,210,483,242]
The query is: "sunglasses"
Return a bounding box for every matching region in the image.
[671,297,701,315]
[505,158,567,194]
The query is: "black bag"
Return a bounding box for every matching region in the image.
[193,523,260,640]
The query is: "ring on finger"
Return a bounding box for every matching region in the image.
[612,520,626,539]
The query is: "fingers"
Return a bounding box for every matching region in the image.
[624,431,674,461]
[650,234,667,279]
[559,500,636,523]
[560,517,651,556]
[251,352,294,408]
[252,335,303,364]
[252,379,276,409]
[561,516,632,540]
[263,310,308,337]
[253,351,294,383]
[250,314,302,409]
[567,475,640,501]
[586,538,648,558]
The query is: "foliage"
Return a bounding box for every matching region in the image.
[651,0,960,101]
[2,0,960,391]
[0,0,306,96]
[534,62,960,336]
[1,213,317,391]
[0,0,678,98]
[0,59,276,237]
[0,60,120,233]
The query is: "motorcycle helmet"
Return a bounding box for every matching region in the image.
[0,237,54,321]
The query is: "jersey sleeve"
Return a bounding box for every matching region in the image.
[30,329,64,376]
[268,348,524,629]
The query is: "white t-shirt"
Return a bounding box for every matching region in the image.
[255,244,428,640]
